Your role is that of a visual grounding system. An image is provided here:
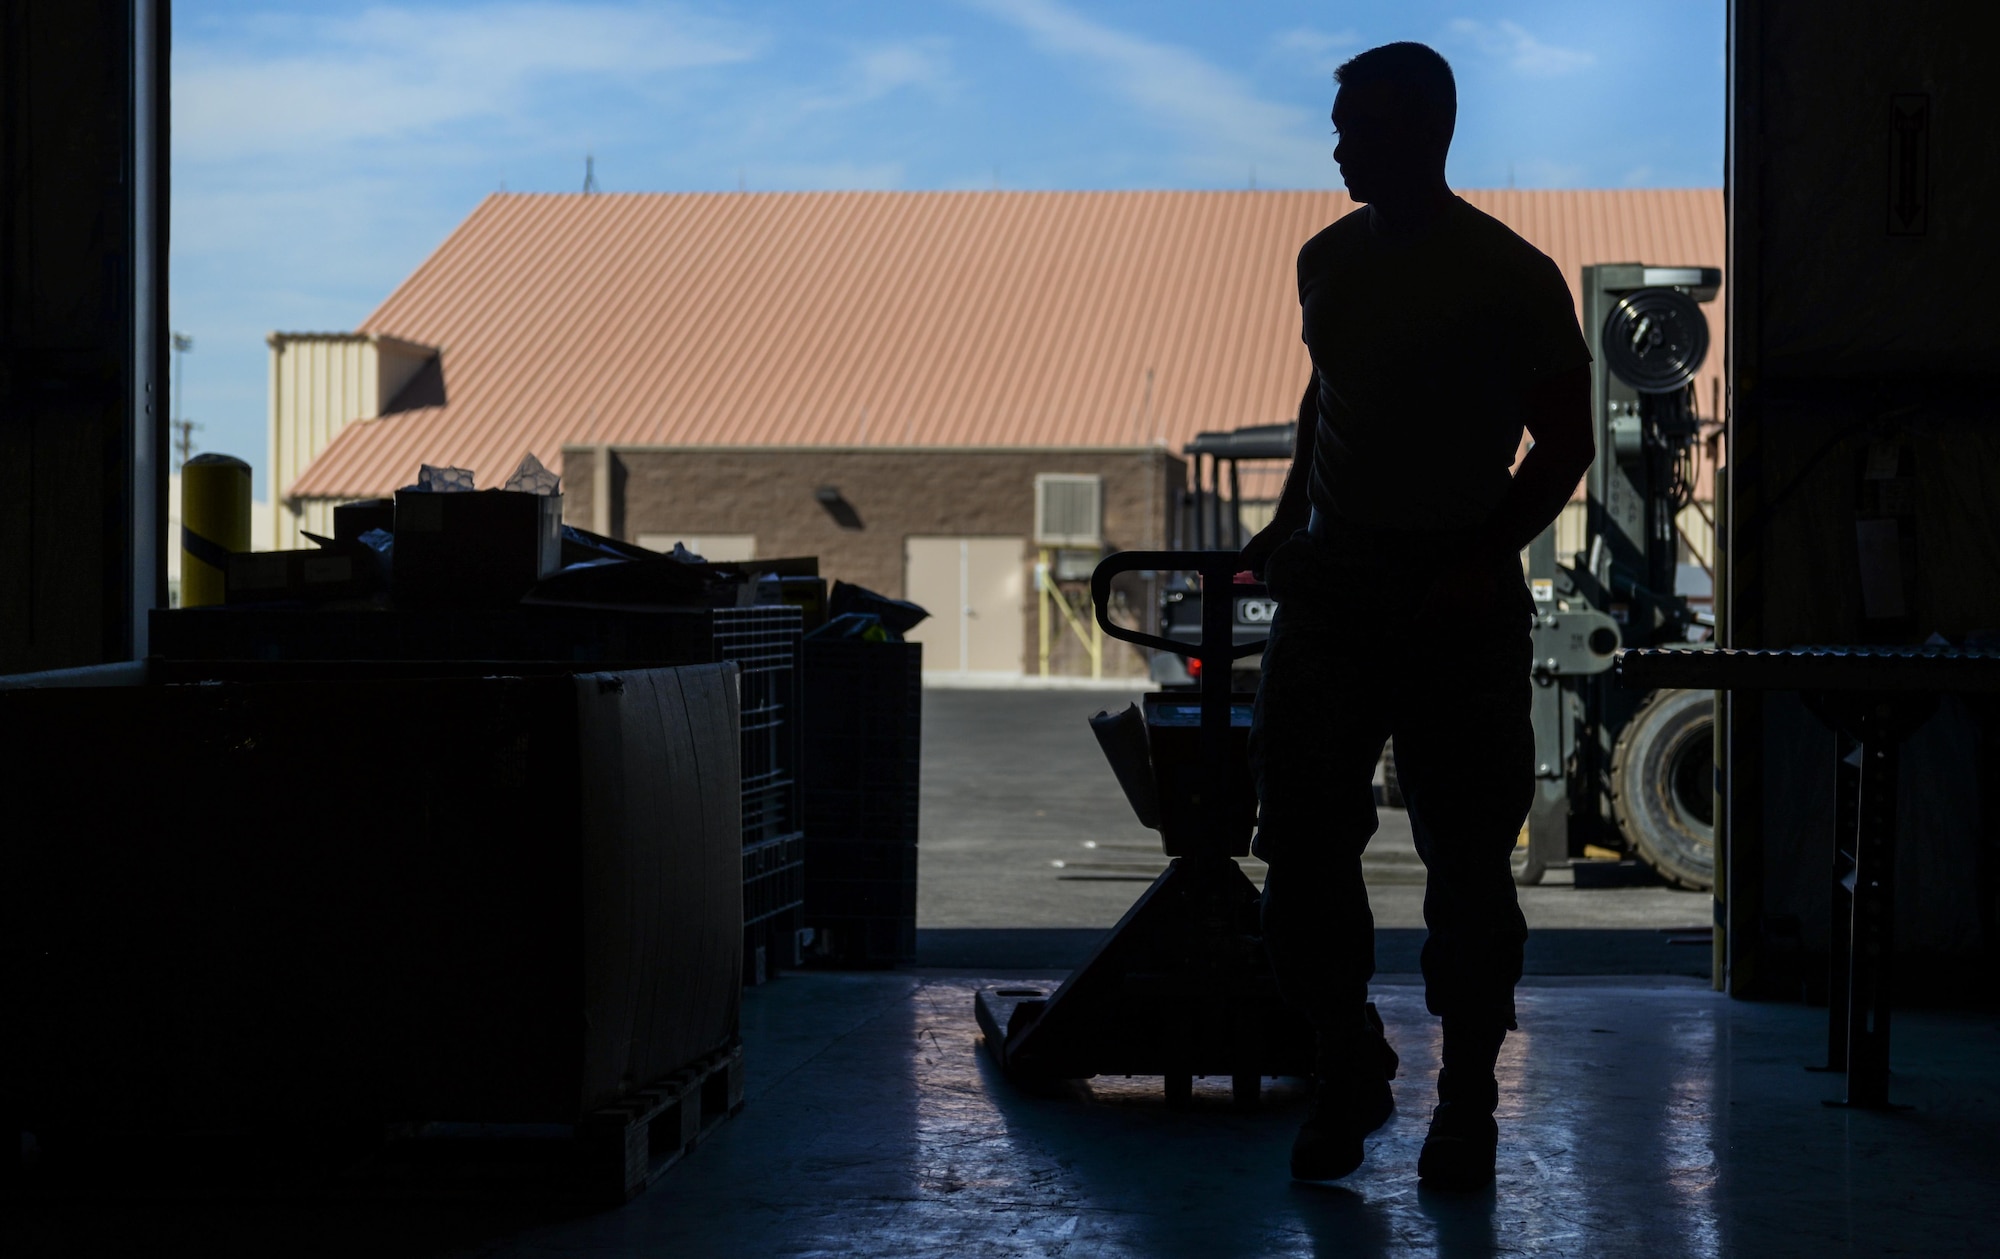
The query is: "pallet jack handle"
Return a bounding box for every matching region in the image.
[1091,551,1269,860]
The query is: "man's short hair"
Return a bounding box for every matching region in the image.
[1334,42,1456,146]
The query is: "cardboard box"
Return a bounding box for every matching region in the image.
[225,547,376,604]
[393,488,562,607]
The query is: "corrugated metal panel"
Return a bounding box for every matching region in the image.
[267,334,377,546]
[289,189,1724,501]
[267,332,438,544]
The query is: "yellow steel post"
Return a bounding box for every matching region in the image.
[181,453,251,608]
[1041,562,1102,680]
[1091,592,1102,678]
[1037,549,1052,677]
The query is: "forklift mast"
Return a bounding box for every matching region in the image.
[1521,264,1721,888]
[1180,422,1297,551]
[1580,264,1719,629]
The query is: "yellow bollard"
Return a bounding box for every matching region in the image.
[181,453,251,607]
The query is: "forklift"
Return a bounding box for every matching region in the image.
[1150,263,1724,891]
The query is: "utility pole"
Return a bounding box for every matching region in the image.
[583,153,600,194]
[171,331,191,425]
[170,332,196,469]
[171,418,203,470]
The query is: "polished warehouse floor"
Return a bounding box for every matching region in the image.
[10,970,1998,1256]
[510,972,1991,1258]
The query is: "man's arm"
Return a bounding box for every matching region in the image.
[1417,363,1591,617]
[1485,363,1594,554]
[1239,373,1318,576]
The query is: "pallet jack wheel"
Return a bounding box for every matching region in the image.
[1232,1072,1261,1111]
[1165,1073,1194,1109]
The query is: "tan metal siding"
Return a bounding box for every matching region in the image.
[267,333,437,547]
[269,334,373,546]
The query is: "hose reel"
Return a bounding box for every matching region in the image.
[1602,287,1708,394]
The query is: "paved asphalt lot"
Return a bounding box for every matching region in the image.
[917,686,1712,933]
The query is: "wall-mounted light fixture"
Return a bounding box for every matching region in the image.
[815,485,864,530]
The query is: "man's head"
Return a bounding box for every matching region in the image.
[1331,42,1456,206]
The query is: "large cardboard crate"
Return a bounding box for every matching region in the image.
[1,664,742,1131]
[152,603,806,983]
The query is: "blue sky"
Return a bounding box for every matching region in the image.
[170,0,1726,496]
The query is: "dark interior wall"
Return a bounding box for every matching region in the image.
[1730,0,2000,646]
[0,1,169,674]
[1726,0,2000,997]
[1738,4,1997,383]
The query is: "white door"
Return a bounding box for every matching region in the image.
[904,536,1024,674]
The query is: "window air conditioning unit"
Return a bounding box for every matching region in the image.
[1034,474,1103,549]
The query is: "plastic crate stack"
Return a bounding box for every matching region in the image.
[712,607,806,984]
[801,639,923,965]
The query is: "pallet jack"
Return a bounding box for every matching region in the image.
[974,551,1315,1107]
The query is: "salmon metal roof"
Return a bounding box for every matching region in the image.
[287,188,1725,500]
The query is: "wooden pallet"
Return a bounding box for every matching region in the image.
[15,1041,747,1206]
[357,1040,750,1203]
[577,1040,747,1201]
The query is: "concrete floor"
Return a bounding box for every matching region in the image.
[13,973,1998,1256]
[920,688,1711,932]
[623,972,2000,1258]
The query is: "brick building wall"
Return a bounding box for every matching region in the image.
[562,445,1187,678]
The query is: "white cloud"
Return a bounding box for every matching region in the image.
[1273,26,1359,72]
[962,0,1328,185]
[801,38,955,114]
[1513,156,1588,187]
[854,39,955,98]
[1447,19,1595,78]
[174,3,763,161]
[747,160,910,191]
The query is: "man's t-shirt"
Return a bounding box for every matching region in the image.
[1299,196,1591,532]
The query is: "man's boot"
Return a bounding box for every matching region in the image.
[1418,1021,1505,1189]
[1290,1003,1399,1181]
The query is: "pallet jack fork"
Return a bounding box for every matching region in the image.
[974,551,1315,1107]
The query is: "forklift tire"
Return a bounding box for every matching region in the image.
[1609,688,1716,892]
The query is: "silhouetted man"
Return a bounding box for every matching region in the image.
[1240,42,1594,1188]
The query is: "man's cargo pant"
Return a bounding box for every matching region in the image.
[1250,527,1535,1034]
